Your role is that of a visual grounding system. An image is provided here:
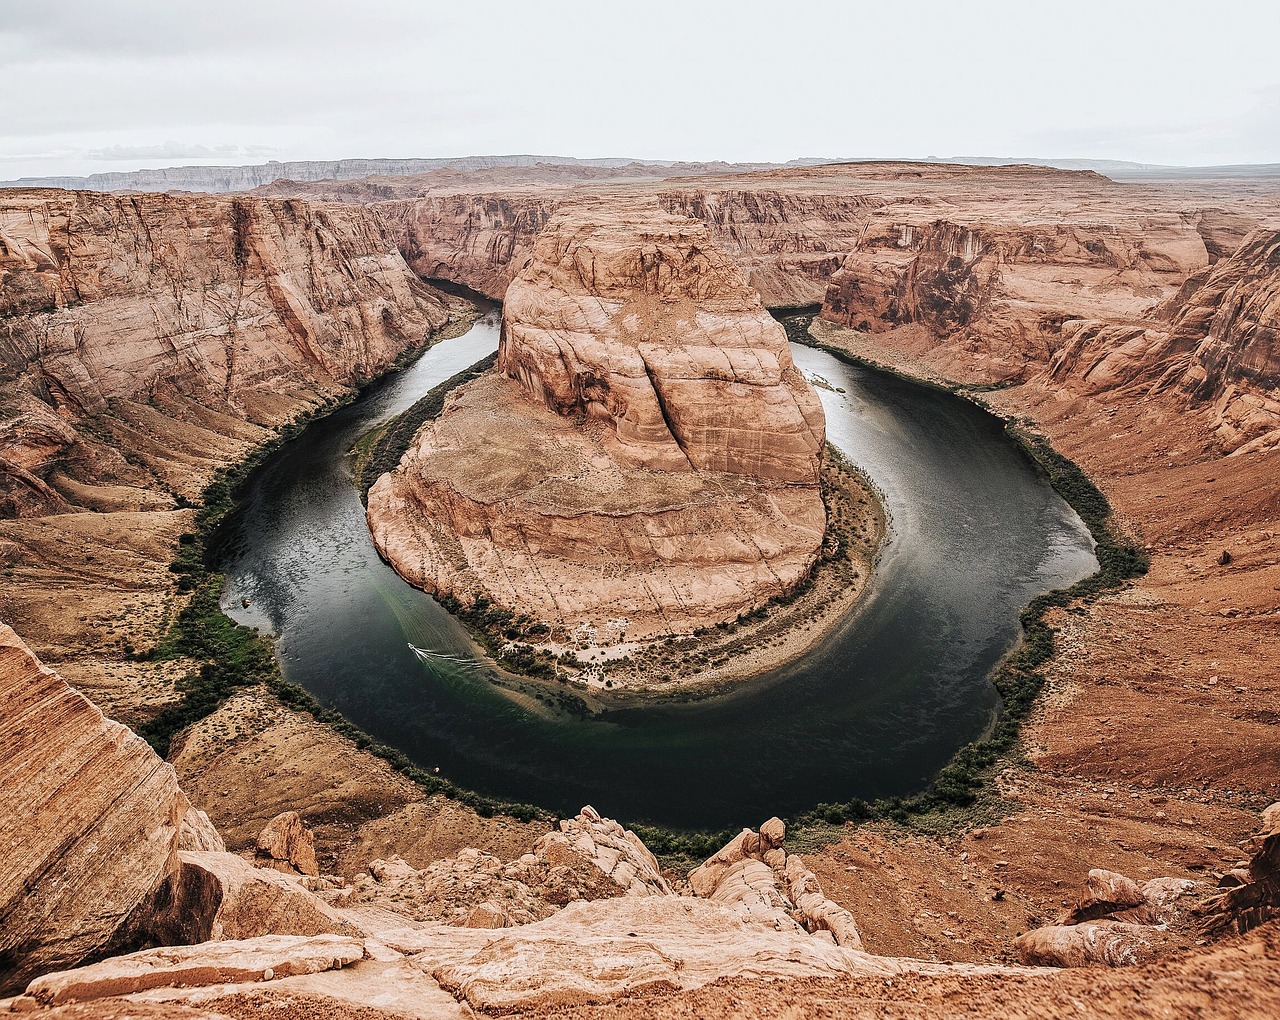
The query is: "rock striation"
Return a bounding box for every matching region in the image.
[0,189,452,516]
[0,624,188,992]
[368,202,826,642]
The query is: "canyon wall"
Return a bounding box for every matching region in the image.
[367,201,827,643]
[376,194,558,300]
[1035,228,1280,453]
[0,189,452,517]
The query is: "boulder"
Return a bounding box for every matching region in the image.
[1015,922,1156,968]
[0,624,188,992]
[687,818,861,949]
[255,811,319,877]
[1061,868,1147,923]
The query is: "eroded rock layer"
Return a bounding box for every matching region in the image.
[368,202,826,640]
[0,624,187,991]
[0,189,451,517]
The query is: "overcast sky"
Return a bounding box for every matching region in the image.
[2,0,1277,178]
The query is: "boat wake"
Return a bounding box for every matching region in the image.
[408,643,484,671]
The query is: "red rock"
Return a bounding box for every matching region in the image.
[255,811,319,877]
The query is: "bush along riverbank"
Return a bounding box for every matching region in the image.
[787,335,1149,838]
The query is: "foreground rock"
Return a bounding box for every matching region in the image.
[689,817,862,948]
[368,200,827,644]
[431,896,914,1011]
[343,807,668,927]
[0,624,187,992]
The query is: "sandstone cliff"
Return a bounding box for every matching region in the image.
[0,189,452,517]
[0,623,188,991]
[1041,229,1280,453]
[368,202,826,645]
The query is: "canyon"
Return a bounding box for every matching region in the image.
[2,159,1280,1016]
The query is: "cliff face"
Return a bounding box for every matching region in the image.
[1043,229,1280,453]
[0,190,451,515]
[0,624,187,991]
[377,194,557,300]
[821,214,1213,383]
[368,202,827,643]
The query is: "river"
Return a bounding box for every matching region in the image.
[212,310,1097,829]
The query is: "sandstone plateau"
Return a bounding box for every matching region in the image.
[3,161,1280,1017]
[367,201,827,645]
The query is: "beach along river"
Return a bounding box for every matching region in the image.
[213,311,1097,829]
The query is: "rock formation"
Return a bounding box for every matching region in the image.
[1015,867,1201,967]
[0,189,452,516]
[1199,801,1280,936]
[0,628,360,992]
[368,201,826,643]
[689,817,862,948]
[339,806,671,930]
[0,624,188,991]
[254,812,319,877]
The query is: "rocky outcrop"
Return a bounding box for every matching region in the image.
[343,807,667,927]
[1016,866,1201,967]
[535,806,673,896]
[0,189,452,515]
[24,935,364,1006]
[1200,801,1280,936]
[1015,921,1157,969]
[821,215,1208,383]
[0,624,187,992]
[1043,229,1280,453]
[497,203,825,482]
[1157,230,1280,453]
[177,808,226,854]
[689,817,862,948]
[377,194,557,299]
[255,812,319,877]
[140,851,358,946]
[368,201,827,644]
[429,895,973,1012]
